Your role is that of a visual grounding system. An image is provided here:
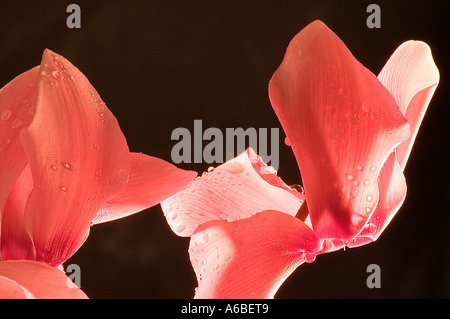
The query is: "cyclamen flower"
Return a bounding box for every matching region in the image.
[161,20,439,298]
[0,49,196,297]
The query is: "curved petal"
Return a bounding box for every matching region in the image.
[347,152,406,247]
[161,148,303,237]
[0,275,36,299]
[189,210,321,299]
[378,40,440,170]
[92,152,197,224]
[1,164,34,260]
[0,67,39,250]
[0,260,87,298]
[0,66,38,178]
[19,49,130,266]
[268,20,409,240]
[349,41,439,247]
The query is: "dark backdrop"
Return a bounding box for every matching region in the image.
[1,0,448,298]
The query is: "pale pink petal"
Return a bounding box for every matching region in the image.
[349,41,439,246]
[161,148,303,237]
[378,40,439,170]
[92,152,197,224]
[0,275,36,299]
[348,152,406,247]
[268,20,409,241]
[190,210,321,299]
[19,49,130,266]
[0,260,88,298]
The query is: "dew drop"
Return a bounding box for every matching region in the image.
[290,184,305,194]
[51,165,58,171]
[224,253,232,263]
[352,180,359,186]
[370,166,376,172]
[226,162,244,175]
[364,179,370,186]
[11,119,22,128]
[227,214,240,222]
[366,222,377,234]
[303,252,316,263]
[284,136,292,146]
[60,186,68,192]
[175,223,187,233]
[63,162,74,171]
[347,175,354,181]
[366,194,373,202]
[1,110,12,121]
[348,113,361,125]
[200,232,209,244]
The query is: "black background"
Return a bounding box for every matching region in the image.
[1,0,448,298]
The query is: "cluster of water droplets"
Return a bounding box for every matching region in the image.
[190,228,234,292]
[46,157,77,193]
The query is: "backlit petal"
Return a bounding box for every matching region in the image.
[161,148,303,237]
[0,260,87,298]
[0,275,35,299]
[19,49,130,265]
[190,210,321,298]
[268,20,409,240]
[378,40,439,170]
[92,152,197,224]
[0,67,39,248]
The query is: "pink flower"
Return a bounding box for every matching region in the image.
[0,49,196,277]
[161,20,439,298]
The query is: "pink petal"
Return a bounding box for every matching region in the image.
[347,152,406,247]
[0,66,38,178]
[19,49,131,265]
[0,260,88,298]
[92,152,197,224]
[1,164,34,260]
[189,210,321,299]
[268,20,409,240]
[0,275,35,299]
[161,148,303,237]
[349,41,439,246]
[0,67,39,242]
[378,41,439,170]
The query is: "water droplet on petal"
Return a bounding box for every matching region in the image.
[11,119,22,128]
[364,179,370,186]
[63,162,74,171]
[60,186,68,192]
[227,214,240,222]
[366,194,373,202]
[228,162,245,175]
[349,113,361,125]
[1,110,12,121]
[200,232,209,244]
[284,136,292,146]
[175,223,187,233]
